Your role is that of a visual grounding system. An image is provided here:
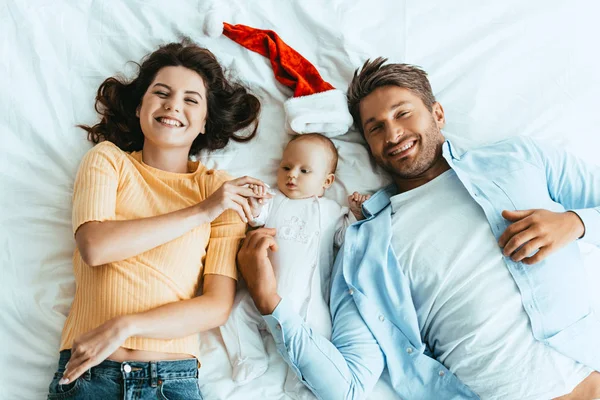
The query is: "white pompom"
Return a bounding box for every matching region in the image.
[202,2,229,38]
[203,11,223,37]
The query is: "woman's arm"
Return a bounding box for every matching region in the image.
[76,205,205,267]
[77,175,269,266]
[122,273,236,338]
[60,274,235,384]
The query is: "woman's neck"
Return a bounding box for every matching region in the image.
[141,143,191,173]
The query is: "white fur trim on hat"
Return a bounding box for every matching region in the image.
[284,89,353,138]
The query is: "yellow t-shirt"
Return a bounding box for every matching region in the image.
[60,141,245,358]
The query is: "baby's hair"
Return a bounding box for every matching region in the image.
[289,133,338,174]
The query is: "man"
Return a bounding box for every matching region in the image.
[238,58,600,399]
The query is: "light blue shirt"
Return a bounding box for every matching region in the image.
[262,136,600,400]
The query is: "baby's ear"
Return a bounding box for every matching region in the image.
[323,173,335,189]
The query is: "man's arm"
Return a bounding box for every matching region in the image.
[530,137,600,246]
[498,137,600,263]
[238,229,385,400]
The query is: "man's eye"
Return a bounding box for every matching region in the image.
[396,112,409,119]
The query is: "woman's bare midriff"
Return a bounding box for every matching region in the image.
[108,347,195,363]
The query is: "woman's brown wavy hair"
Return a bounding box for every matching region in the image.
[79,38,261,154]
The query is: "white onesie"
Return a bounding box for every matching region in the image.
[219,190,354,398]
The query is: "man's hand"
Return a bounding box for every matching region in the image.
[237,228,281,314]
[498,209,585,265]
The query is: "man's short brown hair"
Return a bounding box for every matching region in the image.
[347,58,436,133]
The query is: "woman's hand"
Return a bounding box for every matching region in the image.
[60,317,130,384]
[198,176,272,223]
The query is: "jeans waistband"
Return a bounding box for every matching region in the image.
[58,350,198,380]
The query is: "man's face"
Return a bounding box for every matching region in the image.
[359,86,446,179]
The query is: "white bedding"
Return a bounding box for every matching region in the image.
[1,0,599,399]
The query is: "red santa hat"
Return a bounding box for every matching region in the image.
[205,20,353,137]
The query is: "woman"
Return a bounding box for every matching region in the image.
[47,39,269,399]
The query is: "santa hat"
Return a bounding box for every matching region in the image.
[204,19,353,137]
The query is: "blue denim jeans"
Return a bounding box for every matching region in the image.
[47,350,203,400]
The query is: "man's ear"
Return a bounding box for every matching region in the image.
[323,173,335,189]
[432,102,445,129]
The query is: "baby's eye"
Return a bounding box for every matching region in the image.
[301,169,310,174]
[282,166,291,171]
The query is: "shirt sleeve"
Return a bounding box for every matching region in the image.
[527,137,600,246]
[72,142,120,235]
[262,251,385,400]
[202,170,247,280]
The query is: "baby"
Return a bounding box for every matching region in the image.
[219,133,369,399]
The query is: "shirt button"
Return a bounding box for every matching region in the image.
[379,314,385,322]
[439,370,445,377]
[348,288,354,295]
[276,324,282,331]
[123,364,132,373]
[406,347,413,354]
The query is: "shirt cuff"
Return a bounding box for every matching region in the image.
[262,297,305,349]
[571,208,600,246]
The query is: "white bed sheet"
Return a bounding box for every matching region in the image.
[1,0,599,399]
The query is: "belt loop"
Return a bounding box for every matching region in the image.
[150,361,158,388]
[83,368,92,381]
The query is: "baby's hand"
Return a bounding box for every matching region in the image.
[248,183,271,217]
[348,192,371,221]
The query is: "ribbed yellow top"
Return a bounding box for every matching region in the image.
[60,141,245,358]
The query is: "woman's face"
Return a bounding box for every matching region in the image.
[138,66,208,151]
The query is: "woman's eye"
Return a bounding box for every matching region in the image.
[185,98,198,104]
[154,91,167,97]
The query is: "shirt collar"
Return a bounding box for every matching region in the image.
[362,139,461,217]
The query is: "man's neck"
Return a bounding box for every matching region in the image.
[394,157,451,193]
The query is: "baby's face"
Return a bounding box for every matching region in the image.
[277,138,335,199]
